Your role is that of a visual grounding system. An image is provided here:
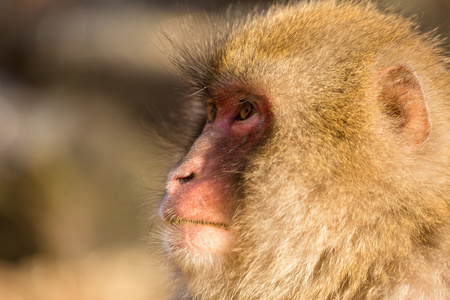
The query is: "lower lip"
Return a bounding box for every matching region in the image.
[171,223,232,253]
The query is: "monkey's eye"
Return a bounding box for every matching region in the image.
[237,102,256,121]
[207,103,218,123]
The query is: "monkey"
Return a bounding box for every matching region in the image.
[158,1,450,299]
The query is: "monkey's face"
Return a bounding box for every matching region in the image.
[160,85,272,260]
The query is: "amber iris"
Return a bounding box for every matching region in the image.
[238,103,255,120]
[208,105,218,123]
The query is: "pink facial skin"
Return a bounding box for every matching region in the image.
[161,85,272,253]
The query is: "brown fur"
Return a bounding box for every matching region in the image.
[164,1,450,299]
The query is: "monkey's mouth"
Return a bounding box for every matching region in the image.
[166,217,228,229]
[164,216,232,253]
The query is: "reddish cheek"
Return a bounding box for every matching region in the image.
[216,110,271,148]
[230,119,266,145]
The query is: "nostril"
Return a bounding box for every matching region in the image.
[177,173,194,184]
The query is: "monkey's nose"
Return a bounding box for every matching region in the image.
[167,172,195,196]
[177,173,194,184]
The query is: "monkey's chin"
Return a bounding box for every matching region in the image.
[167,223,233,254]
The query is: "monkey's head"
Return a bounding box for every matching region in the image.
[159,2,450,299]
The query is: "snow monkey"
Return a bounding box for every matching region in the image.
[160,1,450,299]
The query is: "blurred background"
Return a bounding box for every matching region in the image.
[0,0,448,299]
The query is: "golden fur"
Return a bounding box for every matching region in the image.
[165,1,450,299]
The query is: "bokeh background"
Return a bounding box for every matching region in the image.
[0,0,448,299]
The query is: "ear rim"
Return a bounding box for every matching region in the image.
[376,63,431,151]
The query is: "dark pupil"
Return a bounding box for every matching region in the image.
[241,105,251,119]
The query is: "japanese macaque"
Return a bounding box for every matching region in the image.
[159,1,450,299]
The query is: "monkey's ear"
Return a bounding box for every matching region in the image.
[377,64,431,150]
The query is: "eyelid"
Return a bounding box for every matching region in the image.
[238,99,251,105]
[238,98,260,110]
